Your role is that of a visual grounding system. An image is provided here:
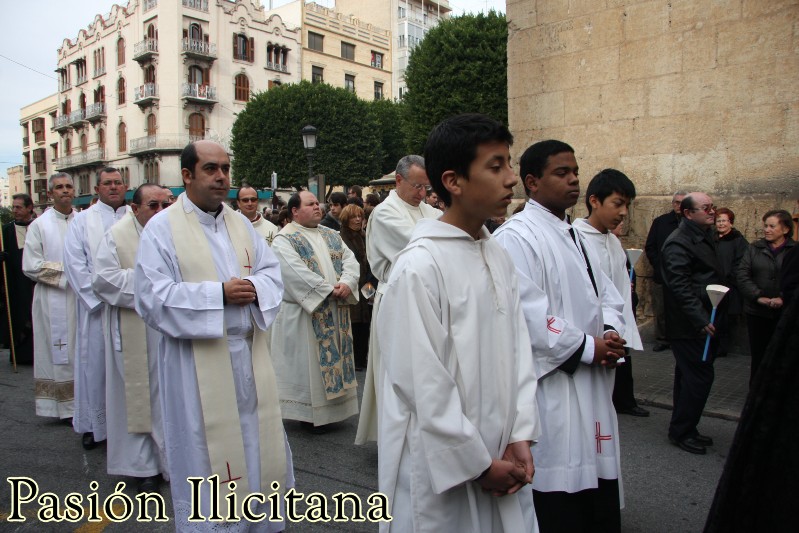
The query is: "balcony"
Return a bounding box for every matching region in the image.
[129,134,203,156]
[68,109,85,127]
[76,75,87,86]
[54,114,70,132]
[84,102,106,122]
[133,39,159,62]
[54,148,106,171]
[23,166,30,177]
[143,0,157,12]
[181,83,217,105]
[134,83,159,106]
[22,136,29,148]
[182,0,208,12]
[266,62,288,73]
[182,39,217,61]
[59,82,71,92]
[93,66,106,78]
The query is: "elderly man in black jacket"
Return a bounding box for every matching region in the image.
[661,192,723,455]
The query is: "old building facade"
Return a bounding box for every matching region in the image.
[19,95,59,208]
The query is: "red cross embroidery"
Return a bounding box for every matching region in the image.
[546,317,562,334]
[244,249,253,275]
[220,462,242,485]
[595,422,612,453]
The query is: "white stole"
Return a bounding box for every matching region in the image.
[168,196,286,508]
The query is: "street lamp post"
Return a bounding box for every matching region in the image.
[301,125,317,194]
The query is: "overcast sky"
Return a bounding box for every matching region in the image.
[0,0,505,179]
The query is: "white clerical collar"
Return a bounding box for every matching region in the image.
[53,208,74,220]
[96,200,127,215]
[182,194,223,226]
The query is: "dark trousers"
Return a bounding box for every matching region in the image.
[533,478,621,533]
[612,352,638,410]
[352,322,370,369]
[669,338,715,442]
[746,313,779,384]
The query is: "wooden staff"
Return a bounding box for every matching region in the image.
[0,225,17,372]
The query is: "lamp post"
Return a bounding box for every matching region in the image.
[301,125,317,195]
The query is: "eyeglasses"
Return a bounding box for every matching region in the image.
[146,201,172,210]
[239,198,259,203]
[691,204,716,213]
[405,180,432,192]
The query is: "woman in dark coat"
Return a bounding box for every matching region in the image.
[714,207,748,356]
[737,209,795,383]
[339,204,376,370]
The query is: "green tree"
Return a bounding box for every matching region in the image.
[231,81,383,193]
[403,12,508,152]
[366,98,409,175]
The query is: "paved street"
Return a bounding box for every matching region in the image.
[1,348,746,532]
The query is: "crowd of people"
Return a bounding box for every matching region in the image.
[0,113,796,532]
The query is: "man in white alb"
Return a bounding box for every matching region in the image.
[93,183,170,494]
[494,140,627,533]
[23,173,76,420]
[64,167,129,450]
[135,140,292,531]
[238,184,278,245]
[355,155,441,444]
[270,191,360,431]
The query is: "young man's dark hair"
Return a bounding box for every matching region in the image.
[349,185,363,198]
[328,192,347,207]
[519,140,574,196]
[347,196,365,208]
[423,113,513,207]
[584,169,637,214]
[365,193,381,208]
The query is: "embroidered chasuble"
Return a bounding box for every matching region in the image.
[167,196,286,506]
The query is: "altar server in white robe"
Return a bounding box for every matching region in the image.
[135,141,292,531]
[378,114,539,532]
[238,185,278,245]
[573,169,649,418]
[271,191,361,429]
[64,167,129,450]
[93,184,169,494]
[23,173,76,419]
[494,140,627,533]
[355,155,441,444]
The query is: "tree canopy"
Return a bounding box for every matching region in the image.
[367,98,408,175]
[403,12,508,152]
[230,81,384,192]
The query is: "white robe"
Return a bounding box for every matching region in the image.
[572,218,643,351]
[92,213,165,478]
[494,200,626,498]
[23,207,75,419]
[64,200,128,440]
[135,195,293,532]
[378,219,540,533]
[356,190,441,444]
[249,214,279,246]
[270,222,361,425]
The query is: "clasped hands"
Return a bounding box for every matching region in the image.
[593,331,627,368]
[223,277,257,306]
[757,296,783,310]
[330,282,352,301]
[476,441,534,497]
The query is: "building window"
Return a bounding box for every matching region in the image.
[93,47,105,77]
[147,23,158,40]
[188,65,208,86]
[144,65,156,84]
[267,44,289,72]
[312,66,324,84]
[374,81,384,100]
[32,118,46,143]
[371,51,383,69]
[117,77,126,104]
[117,37,125,66]
[80,134,88,153]
[146,113,156,136]
[33,148,47,174]
[308,32,324,52]
[97,129,105,148]
[233,33,254,62]
[76,60,87,85]
[341,42,355,61]
[189,113,205,140]
[118,122,127,152]
[64,136,71,155]
[345,74,355,92]
[94,85,106,104]
[234,74,250,101]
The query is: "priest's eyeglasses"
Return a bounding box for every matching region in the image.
[146,201,172,210]
[691,204,716,213]
[406,180,432,192]
[239,198,259,203]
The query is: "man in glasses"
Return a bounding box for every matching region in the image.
[354,155,441,445]
[644,190,687,352]
[92,183,170,493]
[661,192,723,455]
[238,184,278,245]
[64,167,129,451]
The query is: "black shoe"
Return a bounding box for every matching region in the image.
[82,432,98,450]
[652,343,671,352]
[617,406,650,417]
[301,421,327,435]
[693,433,714,446]
[137,475,161,495]
[670,437,706,455]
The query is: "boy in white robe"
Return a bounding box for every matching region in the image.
[378,113,540,532]
[572,169,648,417]
[494,140,627,533]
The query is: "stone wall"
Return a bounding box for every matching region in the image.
[506,0,799,342]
